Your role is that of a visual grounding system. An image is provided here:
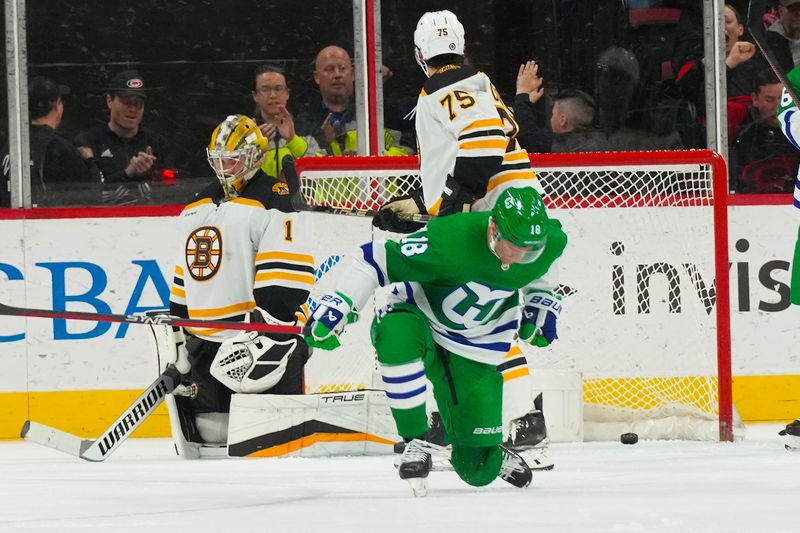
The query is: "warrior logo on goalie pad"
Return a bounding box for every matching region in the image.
[210,331,297,393]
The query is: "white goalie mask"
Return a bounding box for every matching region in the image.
[414,10,465,76]
[210,330,297,394]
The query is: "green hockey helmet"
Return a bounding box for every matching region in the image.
[489,187,550,264]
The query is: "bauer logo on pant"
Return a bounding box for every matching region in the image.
[185,226,222,281]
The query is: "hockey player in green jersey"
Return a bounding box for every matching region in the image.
[775,66,800,450]
[305,187,566,495]
[373,9,553,472]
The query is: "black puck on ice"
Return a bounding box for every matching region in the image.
[620,432,639,445]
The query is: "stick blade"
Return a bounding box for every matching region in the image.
[21,420,92,459]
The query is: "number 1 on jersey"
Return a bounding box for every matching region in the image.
[283,220,293,241]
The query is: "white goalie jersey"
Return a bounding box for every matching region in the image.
[415,64,540,214]
[169,176,314,342]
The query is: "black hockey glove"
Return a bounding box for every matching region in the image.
[438,176,477,217]
[372,189,427,233]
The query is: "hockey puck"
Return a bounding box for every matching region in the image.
[620,432,638,445]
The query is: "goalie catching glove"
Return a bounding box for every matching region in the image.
[373,189,427,234]
[305,292,359,350]
[210,309,300,393]
[519,294,562,347]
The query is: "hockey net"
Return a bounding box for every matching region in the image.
[295,151,735,442]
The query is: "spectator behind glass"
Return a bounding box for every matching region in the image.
[512,60,550,153]
[512,61,606,154]
[251,63,321,178]
[75,70,172,206]
[732,68,800,193]
[595,45,682,150]
[549,90,604,153]
[671,4,760,146]
[0,76,100,207]
[766,0,800,71]
[295,45,408,156]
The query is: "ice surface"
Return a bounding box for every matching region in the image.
[0,424,798,532]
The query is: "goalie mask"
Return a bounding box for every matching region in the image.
[489,187,550,266]
[207,114,269,198]
[414,10,465,76]
[210,331,297,394]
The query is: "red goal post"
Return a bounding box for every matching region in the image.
[296,150,734,442]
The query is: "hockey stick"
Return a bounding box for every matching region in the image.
[21,365,181,461]
[0,301,303,335]
[747,0,800,106]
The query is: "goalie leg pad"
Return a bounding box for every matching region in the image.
[195,412,229,445]
[227,391,399,457]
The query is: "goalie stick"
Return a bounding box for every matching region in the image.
[0,301,303,335]
[747,0,800,106]
[21,366,182,461]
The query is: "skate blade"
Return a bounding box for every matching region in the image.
[407,477,428,497]
[785,444,800,452]
[518,449,555,472]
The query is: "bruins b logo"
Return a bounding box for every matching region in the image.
[186,226,222,281]
[272,181,290,195]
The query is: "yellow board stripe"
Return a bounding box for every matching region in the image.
[246,432,396,457]
[5,375,800,439]
[1,390,171,440]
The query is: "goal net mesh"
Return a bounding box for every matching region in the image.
[297,152,733,440]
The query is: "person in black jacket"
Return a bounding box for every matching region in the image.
[1,76,100,207]
[75,70,172,205]
[765,0,800,72]
[732,68,800,192]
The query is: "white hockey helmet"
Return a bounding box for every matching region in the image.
[414,10,465,76]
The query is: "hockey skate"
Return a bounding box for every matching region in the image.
[393,412,452,471]
[397,439,435,497]
[505,402,555,471]
[779,419,800,451]
[498,445,533,488]
[393,411,448,452]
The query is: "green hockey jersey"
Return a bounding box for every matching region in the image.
[339,211,567,364]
